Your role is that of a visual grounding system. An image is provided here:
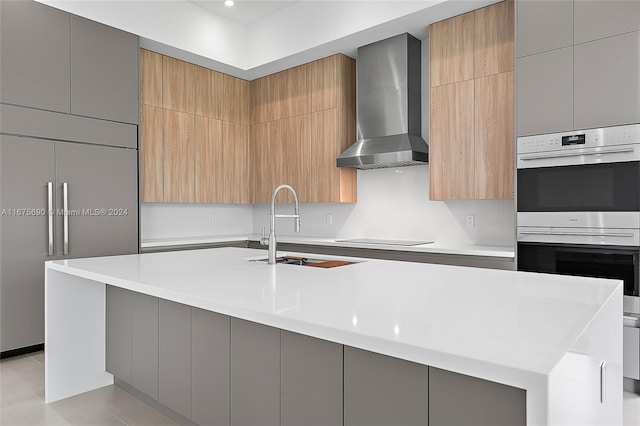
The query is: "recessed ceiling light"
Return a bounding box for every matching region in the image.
[224,0,234,6]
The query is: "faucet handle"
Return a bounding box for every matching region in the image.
[260,226,268,246]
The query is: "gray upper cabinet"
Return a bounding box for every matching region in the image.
[516,0,573,57]
[344,346,428,426]
[70,16,139,124]
[230,318,280,426]
[281,331,343,426]
[574,31,640,130]
[428,367,526,426]
[0,0,70,113]
[191,308,230,426]
[516,47,573,136]
[55,142,138,259]
[574,0,640,44]
[0,136,55,352]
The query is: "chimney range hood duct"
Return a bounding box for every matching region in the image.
[337,33,428,169]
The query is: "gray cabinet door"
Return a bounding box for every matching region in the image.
[516,0,573,57]
[574,32,640,130]
[0,136,55,352]
[132,292,159,400]
[574,0,640,44]
[230,318,280,426]
[516,47,573,136]
[191,308,230,426]
[344,346,428,426]
[70,16,139,124]
[105,285,132,383]
[0,0,70,113]
[159,299,191,419]
[281,331,343,426]
[428,367,525,426]
[54,142,138,259]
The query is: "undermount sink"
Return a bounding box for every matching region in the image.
[251,255,357,268]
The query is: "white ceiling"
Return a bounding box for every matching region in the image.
[189,1,298,25]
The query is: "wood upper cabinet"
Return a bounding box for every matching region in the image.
[194,66,223,119]
[140,104,164,202]
[223,75,251,125]
[429,0,514,201]
[141,50,163,108]
[163,56,195,114]
[251,121,272,204]
[163,110,195,203]
[310,55,355,112]
[222,122,250,204]
[195,116,223,204]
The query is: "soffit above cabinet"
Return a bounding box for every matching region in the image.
[34,0,500,80]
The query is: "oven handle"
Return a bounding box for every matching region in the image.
[519,146,635,161]
[519,231,636,238]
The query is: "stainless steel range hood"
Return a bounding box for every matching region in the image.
[337,33,428,169]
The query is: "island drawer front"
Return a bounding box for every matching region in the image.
[624,326,640,380]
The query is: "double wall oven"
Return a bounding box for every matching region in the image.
[516,124,640,389]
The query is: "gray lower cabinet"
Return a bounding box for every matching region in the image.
[0,136,55,352]
[132,292,159,399]
[191,308,230,426]
[516,47,573,136]
[344,346,428,426]
[159,299,192,419]
[105,286,132,383]
[0,0,70,113]
[70,15,139,124]
[280,331,343,426]
[428,367,526,426]
[574,31,640,130]
[230,318,280,426]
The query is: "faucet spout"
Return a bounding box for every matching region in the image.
[262,184,301,264]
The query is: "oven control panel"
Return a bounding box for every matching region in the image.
[518,124,640,154]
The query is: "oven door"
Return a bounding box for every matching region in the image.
[517,160,640,212]
[518,241,640,313]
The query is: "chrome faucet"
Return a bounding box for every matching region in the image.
[260,184,301,264]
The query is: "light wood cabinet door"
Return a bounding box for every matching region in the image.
[223,75,251,125]
[474,72,514,200]
[272,115,311,203]
[429,12,474,87]
[310,108,356,203]
[222,122,250,204]
[252,75,273,124]
[430,80,474,200]
[163,110,195,203]
[140,105,164,202]
[194,66,223,119]
[474,0,514,78]
[284,64,310,118]
[195,116,223,204]
[140,49,162,107]
[310,56,339,112]
[251,121,272,204]
[163,56,195,114]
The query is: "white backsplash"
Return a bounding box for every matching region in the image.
[142,166,515,247]
[252,166,515,246]
[140,203,253,240]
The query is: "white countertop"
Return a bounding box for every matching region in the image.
[48,247,615,383]
[141,234,514,258]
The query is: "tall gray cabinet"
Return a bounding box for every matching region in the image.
[0,0,139,355]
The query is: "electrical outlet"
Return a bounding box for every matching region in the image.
[466,214,475,228]
[211,213,217,223]
[326,213,333,225]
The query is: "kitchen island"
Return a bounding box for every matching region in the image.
[45,247,622,425]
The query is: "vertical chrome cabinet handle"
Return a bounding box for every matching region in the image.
[47,182,54,256]
[600,361,606,403]
[63,182,69,255]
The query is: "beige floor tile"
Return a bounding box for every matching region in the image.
[85,386,178,426]
[31,351,46,367]
[0,398,70,426]
[49,393,125,426]
[624,391,640,426]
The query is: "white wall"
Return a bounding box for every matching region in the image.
[140,203,253,240]
[252,166,515,246]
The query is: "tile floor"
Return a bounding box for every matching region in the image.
[1,351,639,425]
